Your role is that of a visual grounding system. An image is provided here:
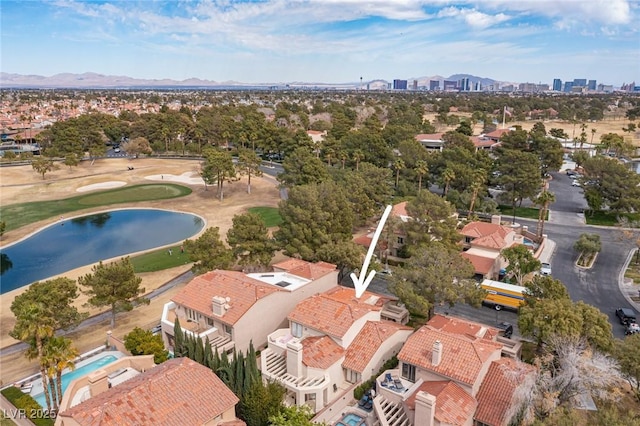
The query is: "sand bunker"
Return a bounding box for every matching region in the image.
[76,181,127,192]
[145,171,204,185]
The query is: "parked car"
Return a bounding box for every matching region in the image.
[566,170,577,176]
[615,307,637,325]
[114,147,121,153]
[571,180,581,187]
[496,322,514,339]
[625,322,640,335]
[540,262,552,276]
[151,324,162,335]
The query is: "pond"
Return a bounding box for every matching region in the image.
[0,209,204,294]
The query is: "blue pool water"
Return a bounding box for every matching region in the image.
[341,413,363,426]
[0,209,204,294]
[33,354,118,409]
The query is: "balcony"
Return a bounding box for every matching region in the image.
[261,348,330,392]
[267,328,296,352]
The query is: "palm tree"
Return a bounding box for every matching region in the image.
[393,159,405,189]
[468,170,486,216]
[352,149,365,171]
[46,337,79,407]
[590,128,597,144]
[13,303,55,411]
[535,190,556,238]
[441,167,456,198]
[338,150,348,169]
[415,160,429,193]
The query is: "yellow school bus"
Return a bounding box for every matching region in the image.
[480,279,526,311]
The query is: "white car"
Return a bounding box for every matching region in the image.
[540,262,552,276]
[571,180,581,187]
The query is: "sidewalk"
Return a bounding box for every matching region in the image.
[619,249,640,314]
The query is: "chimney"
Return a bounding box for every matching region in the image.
[432,340,442,367]
[286,340,303,377]
[414,391,436,426]
[490,214,502,225]
[88,369,109,397]
[212,296,226,317]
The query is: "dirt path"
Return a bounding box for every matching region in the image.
[0,157,281,386]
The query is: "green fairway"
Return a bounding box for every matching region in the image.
[0,184,191,231]
[130,244,193,273]
[248,206,282,227]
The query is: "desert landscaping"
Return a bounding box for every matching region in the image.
[0,157,282,385]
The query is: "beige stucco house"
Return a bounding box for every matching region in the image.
[261,286,412,413]
[161,259,339,355]
[372,314,532,426]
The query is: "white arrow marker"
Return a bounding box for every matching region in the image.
[351,204,393,298]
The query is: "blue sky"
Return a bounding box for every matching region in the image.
[1,0,639,86]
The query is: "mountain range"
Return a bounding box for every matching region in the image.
[0,72,504,89]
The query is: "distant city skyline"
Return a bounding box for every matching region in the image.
[1,1,639,86]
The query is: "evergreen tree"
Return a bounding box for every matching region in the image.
[173,318,184,357]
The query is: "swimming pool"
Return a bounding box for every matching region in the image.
[338,413,364,426]
[32,354,118,409]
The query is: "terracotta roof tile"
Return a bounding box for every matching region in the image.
[288,287,388,338]
[397,324,503,385]
[59,358,239,425]
[172,270,282,325]
[391,201,409,219]
[302,336,345,369]
[272,259,337,280]
[475,358,535,426]
[461,222,513,250]
[426,314,500,341]
[461,252,496,275]
[415,133,444,141]
[343,321,412,373]
[406,381,477,425]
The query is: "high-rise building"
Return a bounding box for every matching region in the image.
[573,78,587,87]
[564,82,574,92]
[443,80,457,91]
[393,79,408,90]
[553,79,562,91]
[412,80,418,90]
[588,80,597,90]
[429,80,440,90]
[458,78,471,91]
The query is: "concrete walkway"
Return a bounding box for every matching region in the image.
[538,238,557,264]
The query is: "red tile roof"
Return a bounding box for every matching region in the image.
[172,270,282,325]
[475,358,535,426]
[392,201,409,219]
[415,133,444,141]
[461,252,496,275]
[426,314,500,341]
[406,381,477,425]
[272,259,337,280]
[288,287,388,338]
[397,324,503,385]
[461,222,513,250]
[302,335,345,369]
[343,321,413,373]
[484,129,512,139]
[59,358,239,425]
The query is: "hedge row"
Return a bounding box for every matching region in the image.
[1,386,55,426]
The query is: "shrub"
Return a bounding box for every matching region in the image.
[1,386,55,426]
[353,356,399,400]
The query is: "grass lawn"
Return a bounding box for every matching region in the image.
[0,184,191,231]
[130,244,193,273]
[584,210,640,226]
[498,205,546,220]
[248,206,282,227]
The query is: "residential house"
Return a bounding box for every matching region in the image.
[373,314,532,426]
[354,201,411,260]
[56,357,243,426]
[261,286,412,413]
[460,218,545,280]
[161,259,339,355]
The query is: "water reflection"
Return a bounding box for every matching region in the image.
[0,253,12,275]
[0,209,204,294]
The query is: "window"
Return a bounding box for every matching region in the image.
[402,363,416,382]
[223,324,232,336]
[397,236,404,245]
[465,236,472,243]
[345,369,360,384]
[291,322,303,338]
[206,317,214,327]
[186,308,198,322]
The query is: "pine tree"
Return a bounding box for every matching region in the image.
[173,318,184,357]
[203,337,213,369]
